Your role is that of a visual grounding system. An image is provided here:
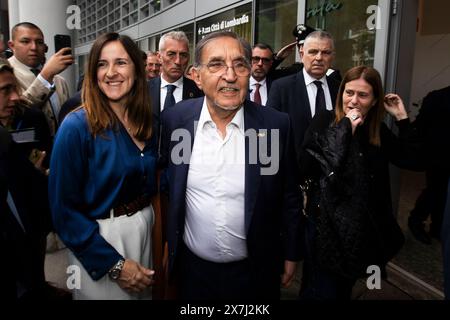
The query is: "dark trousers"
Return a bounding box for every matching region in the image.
[179,243,279,300]
[299,216,356,300]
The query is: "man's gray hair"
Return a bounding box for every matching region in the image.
[159,31,189,52]
[146,50,158,57]
[303,30,335,49]
[194,31,251,67]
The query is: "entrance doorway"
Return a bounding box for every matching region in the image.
[390,0,450,298]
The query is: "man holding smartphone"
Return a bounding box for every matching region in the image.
[8,22,73,137]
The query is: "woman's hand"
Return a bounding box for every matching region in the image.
[116,259,155,293]
[384,93,408,121]
[345,109,364,135]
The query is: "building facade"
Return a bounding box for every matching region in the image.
[72,0,389,83]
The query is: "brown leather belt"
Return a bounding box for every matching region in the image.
[113,194,150,217]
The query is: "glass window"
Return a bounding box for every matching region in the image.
[306,0,378,73]
[178,23,195,65]
[150,0,161,14]
[147,35,161,52]
[255,0,299,67]
[77,54,87,79]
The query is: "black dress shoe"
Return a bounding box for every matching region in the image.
[408,217,432,245]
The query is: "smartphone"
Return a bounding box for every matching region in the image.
[54,34,72,54]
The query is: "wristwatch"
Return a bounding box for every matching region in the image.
[108,258,125,281]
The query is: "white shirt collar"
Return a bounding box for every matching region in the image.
[250,76,267,87]
[160,75,183,89]
[198,98,245,134]
[303,68,327,86]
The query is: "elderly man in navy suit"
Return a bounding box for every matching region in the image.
[160,31,302,300]
[267,31,340,162]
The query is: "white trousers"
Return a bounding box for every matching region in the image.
[68,205,154,300]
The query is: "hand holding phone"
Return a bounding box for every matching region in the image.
[40,36,74,82]
[54,34,72,55]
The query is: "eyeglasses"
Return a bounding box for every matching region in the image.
[251,56,272,65]
[147,63,161,68]
[201,60,250,77]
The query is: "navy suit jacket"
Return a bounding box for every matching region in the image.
[148,76,203,143]
[160,98,302,282]
[267,69,340,165]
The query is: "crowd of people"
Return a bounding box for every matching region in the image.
[1,20,449,301]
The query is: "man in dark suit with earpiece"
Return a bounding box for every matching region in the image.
[267,30,341,164]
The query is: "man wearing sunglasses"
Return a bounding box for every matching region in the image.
[249,43,274,106]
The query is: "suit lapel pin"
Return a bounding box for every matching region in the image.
[189,92,194,98]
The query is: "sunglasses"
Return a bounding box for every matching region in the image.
[251,56,272,65]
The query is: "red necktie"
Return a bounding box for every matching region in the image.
[253,83,262,105]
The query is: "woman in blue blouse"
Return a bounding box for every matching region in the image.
[49,33,157,299]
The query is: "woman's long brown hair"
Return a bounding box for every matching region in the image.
[82,32,152,140]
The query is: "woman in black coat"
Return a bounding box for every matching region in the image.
[299,66,423,300]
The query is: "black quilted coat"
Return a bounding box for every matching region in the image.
[299,110,423,279]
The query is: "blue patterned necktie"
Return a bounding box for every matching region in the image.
[164,84,176,110]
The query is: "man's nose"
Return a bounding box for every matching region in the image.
[222,65,238,81]
[9,90,20,103]
[173,54,182,65]
[29,41,38,50]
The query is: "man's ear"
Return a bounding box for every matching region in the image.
[299,45,304,60]
[191,67,202,90]
[7,40,14,51]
